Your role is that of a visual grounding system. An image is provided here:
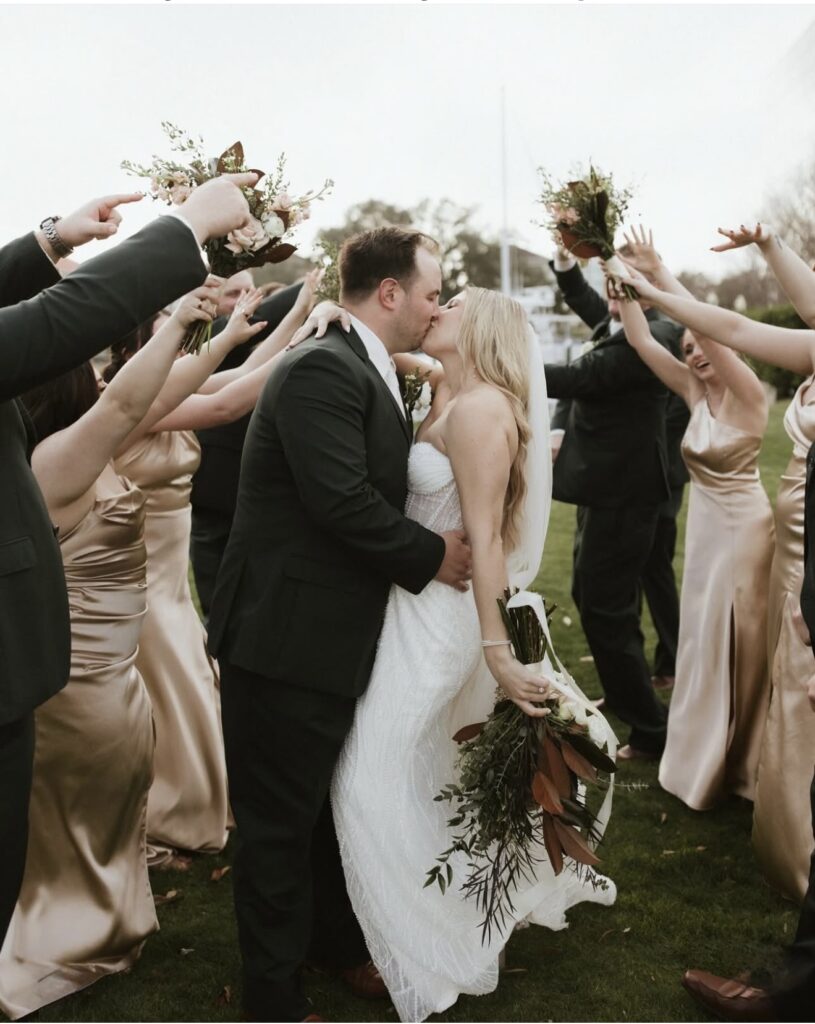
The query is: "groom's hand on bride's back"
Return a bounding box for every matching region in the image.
[436,529,472,592]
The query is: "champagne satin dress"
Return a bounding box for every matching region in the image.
[659,400,774,810]
[753,378,815,901]
[0,480,157,1020]
[115,430,228,865]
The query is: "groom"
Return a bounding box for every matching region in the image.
[207,227,472,1022]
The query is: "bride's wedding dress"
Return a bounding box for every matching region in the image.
[332,440,616,1023]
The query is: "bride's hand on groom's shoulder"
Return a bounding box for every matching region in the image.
[484,648,555,718]
[287,298,351,349]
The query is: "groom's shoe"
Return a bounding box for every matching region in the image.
[340,962,389,1000]
[682,969,776,1021]
[616,744,660,762]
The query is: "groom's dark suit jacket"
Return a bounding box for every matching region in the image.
[547,262,682,509]
[207,324,446,697]
[0,219,207,725]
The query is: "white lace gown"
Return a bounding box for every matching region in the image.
[332,442,616,1023]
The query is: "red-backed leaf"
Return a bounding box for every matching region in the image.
[540,812,564,875]
[558,227,604,260]
[539,737,572,798]
[552,819,601,867]
[210,866,231,883]
[560,739,598,782]
[565,730,617,774]
[453,722,485,743]
[264,242,298,265]
[247,167,266,183]
[154,888,182,906]
[241,243,298,270]
[532,771,563,815]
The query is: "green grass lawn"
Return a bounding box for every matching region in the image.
[27,401,801,1023]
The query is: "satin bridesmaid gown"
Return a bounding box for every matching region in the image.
[659,399,774,809]
[0,479,157,1019]
[753,377,815,901]
[115,430,228,865]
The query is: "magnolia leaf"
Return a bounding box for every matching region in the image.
[560,740,598,782]
[540,737,572,798]
[154,889,182,906]
[453,722,486,743]
[564,731,617,774]
[214,985,232,1007]
[247,167,266,183]
[552,819,601,867]
[264,242,298,265]
[216,141,245,173]
[532,770,563,815]
[540,812,564,875]
[210,866,231,883]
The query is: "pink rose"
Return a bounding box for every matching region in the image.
[169,184,193,205]
[562,207,580,225]
[270,191,293,212]
[225,216,269,254]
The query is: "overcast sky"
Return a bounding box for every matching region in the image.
[2,3,813,281]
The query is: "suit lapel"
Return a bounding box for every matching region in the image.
[341,327,412,446]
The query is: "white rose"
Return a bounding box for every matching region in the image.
[556,701,576,722]
[261,212,286,240]
[225,216,269,254]
[572,703,588,726]
[587,713,607,746]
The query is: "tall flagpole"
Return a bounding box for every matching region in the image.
[500,85,511,296]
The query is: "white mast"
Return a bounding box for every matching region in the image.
[500,85,511,296]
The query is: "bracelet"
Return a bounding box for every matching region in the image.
[39,216,74,259]
[481,640,512,648]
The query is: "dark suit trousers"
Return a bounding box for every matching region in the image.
[640,485,684,678]
[0,713,34,946]
[220,661,368,1021]
[190,508,233,622]
[572,505,668,753]
[774,768,815,1018]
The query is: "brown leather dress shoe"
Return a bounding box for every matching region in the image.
[617,744,660,762]
[682,969,776,1021]
[340,961,389,1000]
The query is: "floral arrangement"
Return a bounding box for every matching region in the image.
[313,238,341,304]
[425,589,616,943]
[403,366,433,421]
[538,163,636,298]
[122,122,333,351]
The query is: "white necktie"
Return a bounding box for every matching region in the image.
[385,360,406,419]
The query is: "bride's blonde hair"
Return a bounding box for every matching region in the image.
[456,287,531,553]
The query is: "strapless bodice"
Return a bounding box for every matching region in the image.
[404,442,462,533]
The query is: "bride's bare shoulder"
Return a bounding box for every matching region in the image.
[448,384,515,431]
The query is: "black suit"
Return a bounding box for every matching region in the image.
[547,262,678,753]
[190,284,302,619]
[0,218,206,944]
[773,442,815,1017]
[208,325,444,1020]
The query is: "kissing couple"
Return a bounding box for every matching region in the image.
[207,226,616,1022]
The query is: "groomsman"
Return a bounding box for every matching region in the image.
[681,440,815,1020]
[547,248,682,759]
[0,176,254,945]
[190,274,303,619]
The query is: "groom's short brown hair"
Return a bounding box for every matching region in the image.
[339,227,439,302]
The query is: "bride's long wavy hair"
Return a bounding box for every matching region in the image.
[456,287,531,554]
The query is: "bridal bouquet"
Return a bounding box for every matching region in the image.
[426,589,616,943]
[538,163,636,298]
[122,122,333,352]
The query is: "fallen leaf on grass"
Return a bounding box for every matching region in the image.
[599,928,615,941]
[562,615,573,627]
[661,850,675,857]
[154,889,182,906]
[695,846,707,853]
[622,927,631,934]
[210,866,232,883]
[500,967,529,975]
[659,812,668,825]
[215,985,232,1007]
[579,656,595,663]
[180,948,195,956]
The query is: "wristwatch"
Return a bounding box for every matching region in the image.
[38,215,74,259]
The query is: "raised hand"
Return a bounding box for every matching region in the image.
[56,192,144,248]
[291,268,324,320]
[710,222,774,252]
[287,299,351,349]
[171,278,222,330]
[179,172,257,245]
[223,287,268,346]
[610,260,661,303]
[620,225,661,275]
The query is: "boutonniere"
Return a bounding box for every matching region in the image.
[404,368,433,420]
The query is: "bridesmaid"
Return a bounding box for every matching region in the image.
[109,270,320,868]
[0,283,219,1018]
[611,238,773,809]
[618,228,815,899]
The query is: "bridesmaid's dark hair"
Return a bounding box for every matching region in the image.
[21,362,100,443]
[102,320,154,383]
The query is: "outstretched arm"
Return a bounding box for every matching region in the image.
[551,255,610,330]
[446,388,552,718]
[616,265,815,376]
[616,298,695,405]
[712,223,815,328]
[620,225,695,299]
[31,291,213,529]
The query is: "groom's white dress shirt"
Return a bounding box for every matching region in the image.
[349,315,405,419]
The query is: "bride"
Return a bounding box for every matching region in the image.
[307,286,617,1022]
